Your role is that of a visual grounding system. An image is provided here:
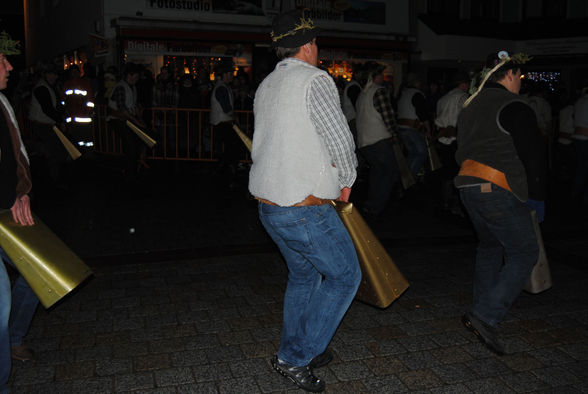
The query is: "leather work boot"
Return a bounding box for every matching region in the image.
[11,345,34,361]
[309,349,333,369]
[462,312,506,355]
[271,356,325,392]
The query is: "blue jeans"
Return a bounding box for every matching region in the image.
[1,248,39,391]
[258,203,361,367]
[460,184,539,327]
[396,127,427,178]
[359,138,400,214]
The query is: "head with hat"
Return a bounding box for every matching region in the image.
[355,61,385,89]
[483,51,530,87]
[215,60,234,83]
[464,50,532,107]
[271,9,319,65]
[405,72,423,90]
[68,64,81,79]
[122,62,140,86]
[450,70,470,92]
[0,31,20,90]
[40,62,60,86]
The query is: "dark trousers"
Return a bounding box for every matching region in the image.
[359,138,400,214]
[214,122,242,183]
[436,141,460,210]
[30,123,69,184]
[109,119,141,180]
[460,184,539,326]
[573,139,588,203]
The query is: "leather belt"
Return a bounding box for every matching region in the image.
[257,195,332,207]
[458,159,512,192]
[398,118,421,128]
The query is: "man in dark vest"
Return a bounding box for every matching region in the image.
[455,51,546,355]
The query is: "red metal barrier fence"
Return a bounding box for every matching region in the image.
[93,105,253,162]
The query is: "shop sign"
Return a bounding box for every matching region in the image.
[89,34,109,57]
[147,0,212,12]
[294,0,386,25]
[126,40,168,53]
[112,0,408,35]
[146,0,264,16]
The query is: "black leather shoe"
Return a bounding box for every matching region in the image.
[271,356,325,392]
[462,312,506,355]
[309,349,333,369]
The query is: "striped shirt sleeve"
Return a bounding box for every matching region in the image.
[308,74,358,189]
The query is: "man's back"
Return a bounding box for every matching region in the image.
[250,58,339,206]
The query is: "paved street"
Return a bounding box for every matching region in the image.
[6,157,588,393]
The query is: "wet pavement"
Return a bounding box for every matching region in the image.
[7,156,588,393]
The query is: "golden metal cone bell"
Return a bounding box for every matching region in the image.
[0,211,92,308]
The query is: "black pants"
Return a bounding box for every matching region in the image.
[30,123,69,184]
[109,119,141,180]
[214,122,243,183]
[436,141,460,209]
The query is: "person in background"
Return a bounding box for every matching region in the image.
[572,85,588,208]
[527,81,553,139]
[355,62,400,216]
[136,66,154,131]
[28,62,67,189]
[556,90,575,182]
[249,10,361,392]
[396,72,430,181]
[434,70,470,214]
[211,61,239,189]
[152,66,178,108]
[107,63,145,183]
[341,69,361,144]
[63,64,94,146]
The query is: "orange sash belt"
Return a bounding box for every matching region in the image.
[458,159,512,192]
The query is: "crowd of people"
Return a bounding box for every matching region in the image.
[335,58,588,218]
[2,40,586,205]
[1,10,588,392]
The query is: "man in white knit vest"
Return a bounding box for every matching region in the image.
[434,70,469,214]
[249,10,361,393]
[356,62,400,215]
[210,61,239,189]
[107,64,144,183]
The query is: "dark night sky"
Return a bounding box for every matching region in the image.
[0,0,25,92]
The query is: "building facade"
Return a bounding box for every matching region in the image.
[24,0,413,85]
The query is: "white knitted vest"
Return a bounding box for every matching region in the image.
[342,80,360,122]
[397,87,423,121]
[29,79,57,124]
[248,58,340,206]
[107,80,137,121]
[356,84,391,148]
[210,81,234,125]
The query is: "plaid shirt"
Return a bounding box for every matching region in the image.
[308,74,358,188]
[373,87,397,137]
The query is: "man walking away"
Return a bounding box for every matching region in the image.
[249,10,361,392]
[456,51,546,355]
